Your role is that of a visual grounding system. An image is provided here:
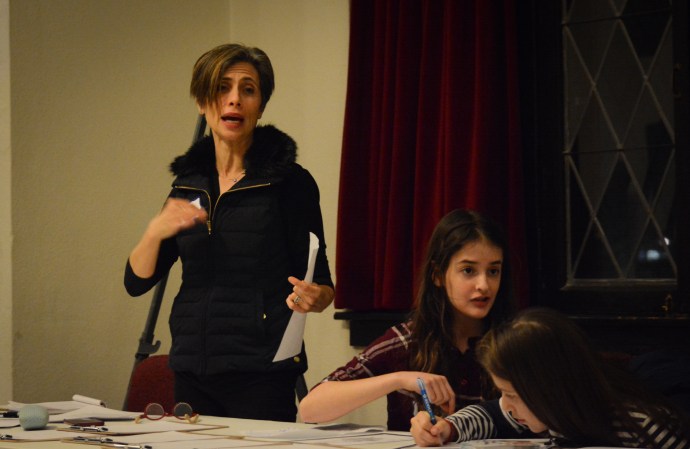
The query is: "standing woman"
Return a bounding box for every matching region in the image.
[298,209,516,430]
[124,43,334,422]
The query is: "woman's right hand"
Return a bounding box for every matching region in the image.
[410,411,451,446]
[129,198,208,279]
[147,198,208,240]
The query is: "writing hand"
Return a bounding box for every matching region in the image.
[410,410,449,447]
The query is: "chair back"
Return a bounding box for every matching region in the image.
[123,354,175,413]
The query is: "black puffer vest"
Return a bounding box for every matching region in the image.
[166,125,311,376]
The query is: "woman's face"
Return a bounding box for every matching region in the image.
[199,62,263,149]
[439,239,503,322]
[492,374,548,433]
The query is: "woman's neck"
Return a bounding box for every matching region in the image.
[452,313,484,352]
[213,133,250,177]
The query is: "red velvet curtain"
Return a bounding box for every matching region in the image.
[335,0,527,311]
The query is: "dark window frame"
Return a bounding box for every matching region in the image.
[519,0,690,319]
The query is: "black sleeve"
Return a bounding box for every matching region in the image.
[280,166,334,288]
[123,236,179,297]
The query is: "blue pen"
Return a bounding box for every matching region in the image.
[416,377,437,424]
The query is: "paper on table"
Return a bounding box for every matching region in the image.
[57,419,224,435]
[50,405,140,422]
[0,410,19,429]
[290,442,414,449]
[242,423,385,441]
[63,430,228,445]
[456,439,551,448]
[0,419,18,429]
[72,394,106,407]
[149,440,284,449]
[301,431,414,448]
[7,394,106,414]
[273,232,319,362]
[0,427,86,441]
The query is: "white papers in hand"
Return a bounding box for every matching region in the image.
[273,232,319,362]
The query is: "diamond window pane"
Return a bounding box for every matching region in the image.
[597,158,647,270]
[622,11,670,72]
[570,94,617,153]
[567,20,615,79]
[566,0,615,23]
[571,150,617,210]
[630,223,675,278]
[574,224,620,279]
[562,1,676,287]
[647,25,674,129]
[596,22,644,142]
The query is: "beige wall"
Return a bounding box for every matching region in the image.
[1,0,12,404]
[6,0,386,426]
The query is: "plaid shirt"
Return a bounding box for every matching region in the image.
[317,321,485,430]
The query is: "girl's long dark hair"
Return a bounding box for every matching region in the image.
[478,307,690,447]
[409,209,516,376]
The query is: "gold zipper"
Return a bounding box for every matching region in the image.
[175,183,271,234]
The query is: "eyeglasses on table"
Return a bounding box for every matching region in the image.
[134,402,199,424]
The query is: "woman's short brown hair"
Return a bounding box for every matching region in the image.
[190,43,274,111]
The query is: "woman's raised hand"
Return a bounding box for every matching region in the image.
[129,198,208,279]
[148,198,208,240]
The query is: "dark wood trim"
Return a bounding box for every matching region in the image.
[572,315,690,355]
[333,310,410,347]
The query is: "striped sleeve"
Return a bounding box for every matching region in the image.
[616,410,690,449]
[445,404,498,442]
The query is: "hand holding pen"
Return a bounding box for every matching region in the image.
[412,373,455,417]
[410,409,453,447]
[417,378,437,424]
[414,377,453,447]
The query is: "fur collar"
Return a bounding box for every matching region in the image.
[169,124,297,180]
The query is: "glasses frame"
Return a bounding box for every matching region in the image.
[134,402,199,424]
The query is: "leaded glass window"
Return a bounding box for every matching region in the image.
[562,0,676,287]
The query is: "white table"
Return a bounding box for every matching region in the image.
[0,416,412,449]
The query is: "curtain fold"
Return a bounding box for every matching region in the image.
[336,0,527,311]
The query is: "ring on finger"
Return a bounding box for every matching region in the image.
[294,295,302,304]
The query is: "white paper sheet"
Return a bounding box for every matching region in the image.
[241,423,385,441]
[151,441,284,449]
[0,426,85,441]
[57,419,223,435]
[64,430,228,445]
[454,439,551,448]
[273,232,319,362]
[0,418,18,429]
[302,432,414,446]
[7,394,106,414]
[50,405,140,422]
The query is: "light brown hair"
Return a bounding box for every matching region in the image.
[190,43,274,111]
